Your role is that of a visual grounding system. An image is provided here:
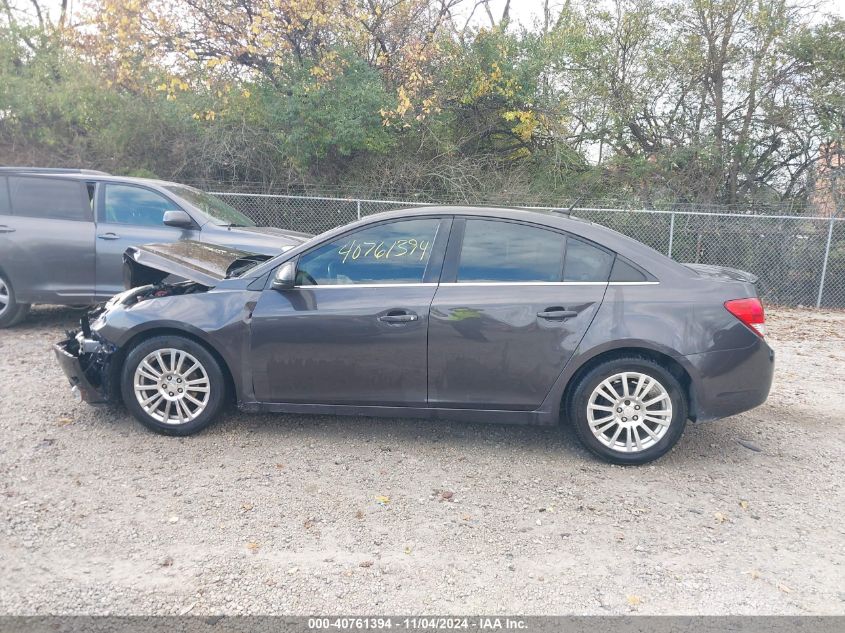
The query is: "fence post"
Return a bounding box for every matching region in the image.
[816,216,836,308]
[667,212,675,258]
[356,199,361,220]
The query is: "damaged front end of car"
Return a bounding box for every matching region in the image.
[54,240,268,405]
[54,304,119,405]
[53,282,210,404]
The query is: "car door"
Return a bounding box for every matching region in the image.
[95,182,200,297]
[249,217,451,406]
[428,217,613,410]
[1,175,96,304]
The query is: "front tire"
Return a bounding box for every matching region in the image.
[568,356,688,465]
[0,272,30,328]
[120,335,227,436]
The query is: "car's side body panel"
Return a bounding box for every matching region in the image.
[0,175,97,304]
[55,205,775,440]
[536,281,773,423]
[249,284,438,406]
[428,283,607,410]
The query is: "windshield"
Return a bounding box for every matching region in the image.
[165,185,256,227]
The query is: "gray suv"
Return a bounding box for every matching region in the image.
[0,170,310,327]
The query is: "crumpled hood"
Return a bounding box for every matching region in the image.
[204,224,312,256]
[123,240,272,288]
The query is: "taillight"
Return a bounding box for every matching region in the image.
[724,298,766,337]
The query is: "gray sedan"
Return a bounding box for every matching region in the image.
[54,206,774,464]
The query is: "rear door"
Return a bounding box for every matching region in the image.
[95,183,200,296]
[1,175,95,304]
[427,217,612,410]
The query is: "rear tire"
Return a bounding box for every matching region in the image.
[120,335,227,436]
[568,356,688,465]
[0,272,30,328]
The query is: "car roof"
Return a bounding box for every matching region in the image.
[0,167,111,175]
[3,171,188,189]
[363,205,673,264]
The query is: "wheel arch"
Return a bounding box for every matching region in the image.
[559,344,699,423]
[109,326,238,405]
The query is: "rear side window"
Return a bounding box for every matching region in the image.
[8,176,91,221]
[458,219,566,282]
[610,257,648,282]
[563,238,614,282]
[0,177,9,215]
[103,184,177,226]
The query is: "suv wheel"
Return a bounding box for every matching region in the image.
[0,273,30,328]
[121,335,227,436]
[569,356,688,465]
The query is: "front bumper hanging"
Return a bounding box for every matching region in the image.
[53,323,116,404]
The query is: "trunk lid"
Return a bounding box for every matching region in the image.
[123,240,272,289]
[683,263,759,285]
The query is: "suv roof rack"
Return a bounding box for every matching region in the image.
[0,166,110,175]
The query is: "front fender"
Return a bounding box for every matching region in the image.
[92,289,257,403]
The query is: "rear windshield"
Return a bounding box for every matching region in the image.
[165,185,256,227]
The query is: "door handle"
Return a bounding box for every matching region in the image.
[378,310,419,324]
[0,225,15,233]
[97,232,120,240]
[537,307,578,320]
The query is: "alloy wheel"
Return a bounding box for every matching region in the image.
[586,371,673,453]
[0,277,9,316]
[133,348,211,425]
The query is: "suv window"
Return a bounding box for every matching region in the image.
[297,218,442,285]
[8,176,91,221]
[0,177,9,215]
[458,219,566,282]
[563,237,614,282]
[103,184,178,226]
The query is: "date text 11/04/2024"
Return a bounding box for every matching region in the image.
[307,617,528,630]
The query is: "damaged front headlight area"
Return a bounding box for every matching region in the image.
[54,310,119,405]
[53,281,210,404]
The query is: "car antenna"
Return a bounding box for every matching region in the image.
[546,195,584,216]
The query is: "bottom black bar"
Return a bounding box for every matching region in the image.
[0,616,841,633]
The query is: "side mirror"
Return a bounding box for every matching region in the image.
[272,262,296,290]
[163,209,194,228]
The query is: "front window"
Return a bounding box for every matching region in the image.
[296,218,442,285]
[103,184,175,226]
[165,185,255,227]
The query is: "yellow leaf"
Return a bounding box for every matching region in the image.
[186,50,198,60]
[626,595,642,606]
[246,541,260,551]
[375,495,390,505]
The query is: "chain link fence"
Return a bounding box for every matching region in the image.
[211,192,845,309]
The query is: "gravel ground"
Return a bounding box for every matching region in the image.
[0,305,843,615]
